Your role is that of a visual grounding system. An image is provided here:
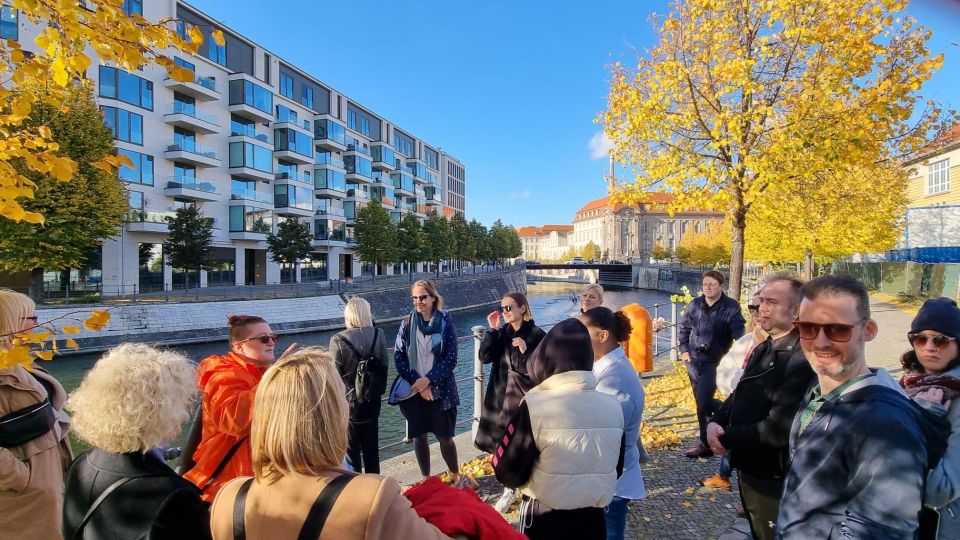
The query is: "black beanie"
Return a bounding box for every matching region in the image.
[911,297,960,340]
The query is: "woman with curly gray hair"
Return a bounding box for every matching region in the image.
[62,343,210,540]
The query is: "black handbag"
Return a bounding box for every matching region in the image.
[0,371,58,448]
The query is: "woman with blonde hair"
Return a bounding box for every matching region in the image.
[210,347,451,539]
[394,280,466,482]
[575,284,604,315]
[0,288,72,540]
[330,297,388,473]
[63,343,210,539]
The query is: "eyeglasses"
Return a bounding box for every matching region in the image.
[498,305,516,313]
[411,294,431,302]
[794,319,867,343]
[747,305,760,313]
[239,334,278,345]
[908,333,958,350]
[21,316,38,323]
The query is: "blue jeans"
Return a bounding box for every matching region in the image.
[604,496,630,540]
[685,359,722,445]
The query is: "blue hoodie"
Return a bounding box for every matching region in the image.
[776,368,948,540]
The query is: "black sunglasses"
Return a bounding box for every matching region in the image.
[908,333,957,350]
[411,294,431,302]
[794,320,867,343]
[21,316,39,323]
[747,304,760,312]
[240,334,278,345]
[498,305,516,313]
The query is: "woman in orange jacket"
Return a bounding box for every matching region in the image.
[183,315,295,503]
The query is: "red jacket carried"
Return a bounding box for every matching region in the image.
[404,476,526,540]
[183,352,267,503]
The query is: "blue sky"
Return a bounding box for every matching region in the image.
[189,0,960,229]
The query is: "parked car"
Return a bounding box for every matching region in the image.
[607,260,624,264]
[568,256,586,265]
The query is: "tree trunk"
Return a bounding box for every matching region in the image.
[728,213,746,302]
[30,268,44,301]
[804,248,814,280]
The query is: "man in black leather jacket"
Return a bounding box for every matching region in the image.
[707,273,815,540]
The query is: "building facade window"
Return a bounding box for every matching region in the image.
[174,163,195,181]
[274,128,313,157]
[347,110,357,131]
[101,106,143,144]
[263,53,271,84]
[360,117,370,137]
[122,0,143,16]
[1,6,17,40]
[118,149,153,185]
[275,104,298,124]
[315,120,346,145]
[274,184,312,210]
[928,159,950,195]
[394,131,414,157]
[279,72,294,99]
[174,56,195,73]
[127,191,144,220]
[315,169,346,192]
[229,206,272,233]
[229,79,273,114]
[424,147,439,170]
[99,66,153,110]
[229,142,273,172]
[173,92,195,115]
[301,86,313,108]
[173,127,196,151]
[230,115,256,138]
[208,38,226,66]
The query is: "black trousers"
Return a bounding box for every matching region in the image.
[346,402,381,473]
[685,358,722,445]
[738,471,783,540]
[520,498,605,540]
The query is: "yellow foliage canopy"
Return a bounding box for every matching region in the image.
[602,0,951,298]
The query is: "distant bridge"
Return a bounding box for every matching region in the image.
[525,263,634,287]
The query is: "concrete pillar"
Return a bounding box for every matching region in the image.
[162,259,173,291]
[327,247,341,281]
[200,269,208,288]
[294,262,302,283]
[265,257,281,284]
[234,247,246,286]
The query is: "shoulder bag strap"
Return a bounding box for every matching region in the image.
[338,334,364,360]
[73,476,137,539]
[202,437,247,491]
[296,474,355,540]
[232,478,255,540]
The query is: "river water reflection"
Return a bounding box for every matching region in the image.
[47,282,673,459]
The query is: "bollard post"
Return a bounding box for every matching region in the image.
[670,301,679,362]
[471,325,486,444]
[653,304,660,357]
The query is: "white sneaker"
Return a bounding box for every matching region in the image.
[494,488,517,513]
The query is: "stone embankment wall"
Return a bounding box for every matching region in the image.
[37,270,526,352]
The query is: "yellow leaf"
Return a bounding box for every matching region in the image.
[51,55,69,86]
[61,325,80,334]
[187,25,203,45]
[21,211,44,224]
[32,351,53,361]
[65,338,79,350]
[211,29,225,47]
[37,126,51,138]
[50,159,76,181]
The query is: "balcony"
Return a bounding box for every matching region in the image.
[164,141,221,167]
[229,190,273,210]
[345,188,369,201]
[314,153,346,171]
[275,204,313,218]
[126,210,176,233]
[274,149,314,166]
[315,203,346,218]
[315,117,347,152]
[163,75,220,102]
[163,104,220,134]
[163,177,220,201]
[371,144,395,172]
[274,171,312,185]
[274,116,312,134]
[344,143,371,157]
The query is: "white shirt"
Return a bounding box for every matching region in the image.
[593,347,647,500]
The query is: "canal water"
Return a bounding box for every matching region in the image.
[46,282,673,459]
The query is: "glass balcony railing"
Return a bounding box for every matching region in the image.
[168,104,219,125]
[230,190,273,204]
[166,75,218,92]
[166,141,218,159]
[315,153,345,168]
[165,177,217,193]
[315,204,346,217]
[346,188,369,200]
[346,143,371,156]
[127,209,177,224]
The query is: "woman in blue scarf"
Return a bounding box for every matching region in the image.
[395,280,464,482]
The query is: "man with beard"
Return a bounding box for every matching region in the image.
[776,275,947,539]
[706,273,814,540]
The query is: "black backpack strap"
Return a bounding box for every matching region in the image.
[73,477,137,539]
[232,478,254,540]
[202,437,247,491]
[297,474,355,540]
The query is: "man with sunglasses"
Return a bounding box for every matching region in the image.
[706,273,814,540]
[776,275,947,540]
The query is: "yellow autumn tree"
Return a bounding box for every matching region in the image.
[1,1,224,223]
[746,161,908,277]
[602,0,951,300]
[676,221,730,266]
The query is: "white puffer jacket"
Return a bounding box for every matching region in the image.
[520,370,624,510]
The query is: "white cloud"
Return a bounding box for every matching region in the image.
[588,131,614,160]
[508,190,532,200]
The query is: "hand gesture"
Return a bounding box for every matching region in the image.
[706,423,726,455]
[681,352,691,363]
[511,337,527,354]
[916,387,946,405]
[486,310,501,329]
[420,386,434,401]
[412,376,431,393]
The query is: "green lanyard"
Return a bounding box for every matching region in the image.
[798,373,874,436]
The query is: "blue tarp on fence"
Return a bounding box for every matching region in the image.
[886,247,960,264]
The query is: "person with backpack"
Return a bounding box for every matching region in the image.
[209,347,452,540]
[330,297,388,474]
[183,315,297,503]
[899,297,960,539]
[63,343,210,540]
[0,289,73,540]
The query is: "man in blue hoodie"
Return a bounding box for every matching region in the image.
[776,275,947,539]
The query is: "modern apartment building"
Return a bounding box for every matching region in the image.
[5,1,465,293]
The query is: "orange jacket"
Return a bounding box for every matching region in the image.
[184,351,267,503]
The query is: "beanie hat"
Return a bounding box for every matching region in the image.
[911,297,960,340]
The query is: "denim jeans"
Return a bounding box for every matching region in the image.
[604,496,630,540]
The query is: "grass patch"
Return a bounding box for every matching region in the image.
[871,291,926,315]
